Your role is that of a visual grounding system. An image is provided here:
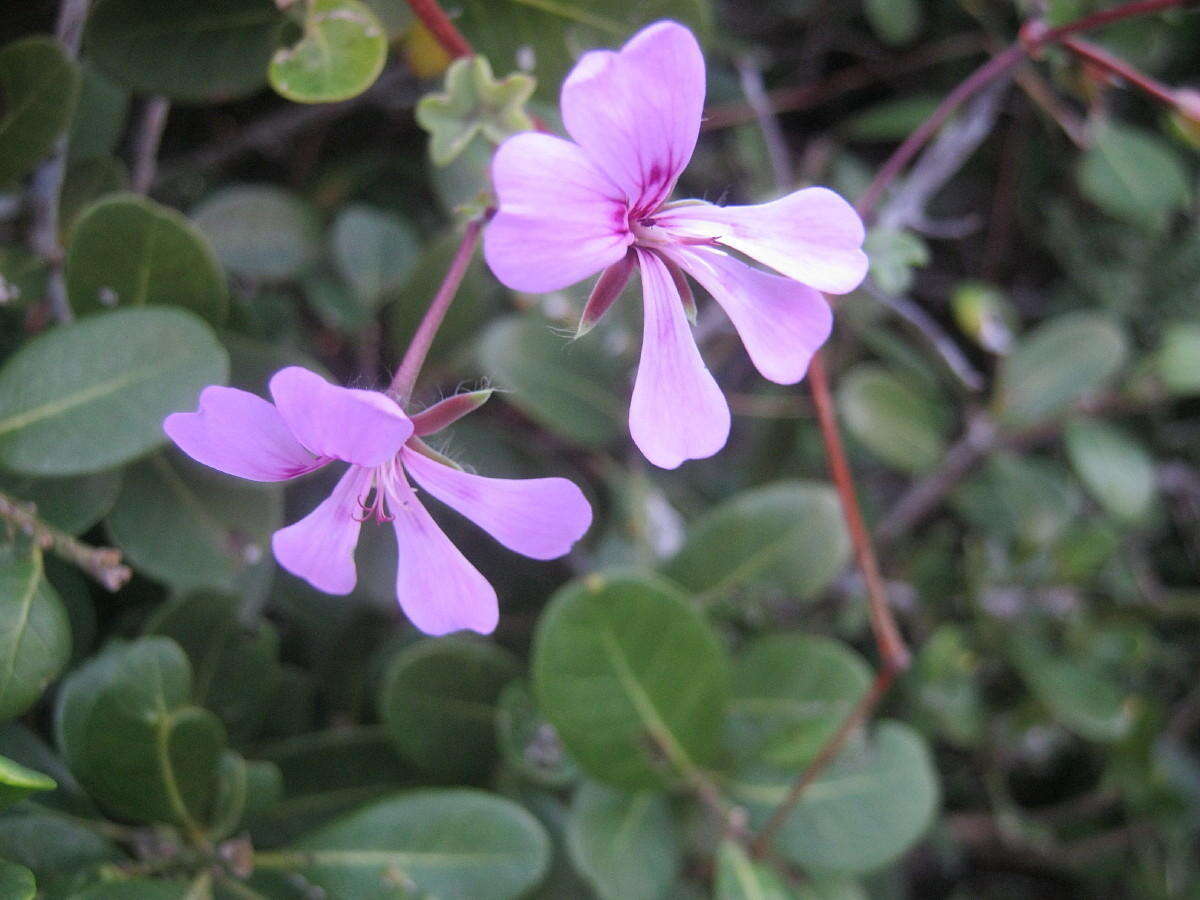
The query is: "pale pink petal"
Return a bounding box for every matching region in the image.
[164,386,323,482]
[667,247,832,385]
[401,447,591,560]
[485,132,633,292]
[630,249,730,469]
[269,367,412,467]
[389,475,498,636]
[657,187,868,294]
[271,467,369,594]
[561,20,705,214]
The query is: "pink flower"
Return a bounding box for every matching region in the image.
[483,21,868,469]
[163,367,592,636]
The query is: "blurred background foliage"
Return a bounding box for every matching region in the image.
[0,0,1198,897]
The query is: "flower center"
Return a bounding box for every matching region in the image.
[355,458,405,523]
[630,214,672,247]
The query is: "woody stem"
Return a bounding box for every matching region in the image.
[388,217,484,406]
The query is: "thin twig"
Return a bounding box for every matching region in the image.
[0,491,132,591]
[388,217,484,405]
[735,54,793,189]
[1059,35,1180,107]
[404,0,473,58]
[27,0,91,324]
[130,97,171,194]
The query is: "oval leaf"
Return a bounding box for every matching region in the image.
[0,752,57,812]
[0,36,81,187]
[192,183,321,281]
[269,0,388,103]
[0,547,71,723]
[1064,419,1156,522]
[837,364,946,473]
[331,205,420,308]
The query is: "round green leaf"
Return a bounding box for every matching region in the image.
[1064,419,1156,522]
[864,0,921,44]
[67,62,128,162]
[1156,322,1200,396]
[0,36,81,187]
[54,637,226,826]
[478,315,626,447]
[331,204,420,308]
[731,721,939,873]
[496,681,579,789]
[269,0,387,103]
[0,859,34,900]
[278,789,551,899]
[1078,123,1191,231]
[0,307,229,476]
[192,184,321,280]
[953,454,1082,547]
[379,638,520,780]
[0,547,71,723]
[66,193,228,324]
[664,482,850,605]
[85,0,287,102]
[106,450,282,594]
[729,634,871,770]
[0,753,56,812]
[59,156,130,232]
[566,782,681,900]
[532,571,730,789]
[995,312,1128,428]
[0,811,120,882]
[837,365,946,473]
[714,840,791,900]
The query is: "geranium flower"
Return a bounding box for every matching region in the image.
[163,367,591,635]
[483,20,867,468]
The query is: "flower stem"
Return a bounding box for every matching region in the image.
[404,0,474,58]
[388,217,484,406]
[1058,35,1181,108]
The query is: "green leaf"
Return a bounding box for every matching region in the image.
[846,95,940,141]
[0,811,120,881]
[0,36,81,187]
[663,482,850,606]
[729,635,871,770]
[1064,419,1156,522]
[864,0,921,45]
[0,470,121,536]
[731,721,939,873]
[331,205,420,308]
[953,453,1081,547]
[67,63,128,162]
[495,681,579,789]
[269,0,388,103]
[863,228,929,295]
[416,55,535,166]
[0,753,56,811]
[85,0,287,102]
[54,637,226,827]
[210,751,283,839]
[0,859,34,900]
[1010,634,1135,743]
[566,782,681,900]
[145,592,282,743]
[478,315,626,446]
[532,571,730,789]
[59,156,130,232]
[907,626,984,747]
[378,638,520,780]
[106,451,282,594]
[714,840,791,900]
[0,547,71,723]
[0,307,229,476]
[1077,123,1191,231]
[995,312,1128,428]
[1156,322,1200,396]
[66,193,228,324]
[192,183,321,281]
[837,364,946,473]
[69,881,195,899]
[275,789,551,899]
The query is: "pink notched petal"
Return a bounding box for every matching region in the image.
[561,20,705,213]
[164,385,324,482]
[271,467,370,595]
[657,187,868,295]
[401,447,592,561]
[269,367,412,468]
[485,133,633,293]
[668,246,832,385]
[389,475,498,636]
[630,249,730,469]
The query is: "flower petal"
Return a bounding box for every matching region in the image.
[630,249,730,469]
[271,466,368,595]
[164,386,323,482]
[485,132,633,293]
[561,20,704,214]
[390,475,498,636]
[269,367,412,467]
[401,447,591,560]
[657,187,868,294]
[668,246,832,385]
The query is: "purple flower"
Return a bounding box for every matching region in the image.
[163,367,592,636]
[483,21,868,469]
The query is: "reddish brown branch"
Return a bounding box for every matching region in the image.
[1059,35,1180,107]
[404,0,473,59]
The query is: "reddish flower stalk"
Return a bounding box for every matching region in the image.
[1059,35,1181,108]
[404,0,473,59]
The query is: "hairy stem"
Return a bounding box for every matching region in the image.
[388,217,484,405]
[404,0,474,58]
[0,491,132,591]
